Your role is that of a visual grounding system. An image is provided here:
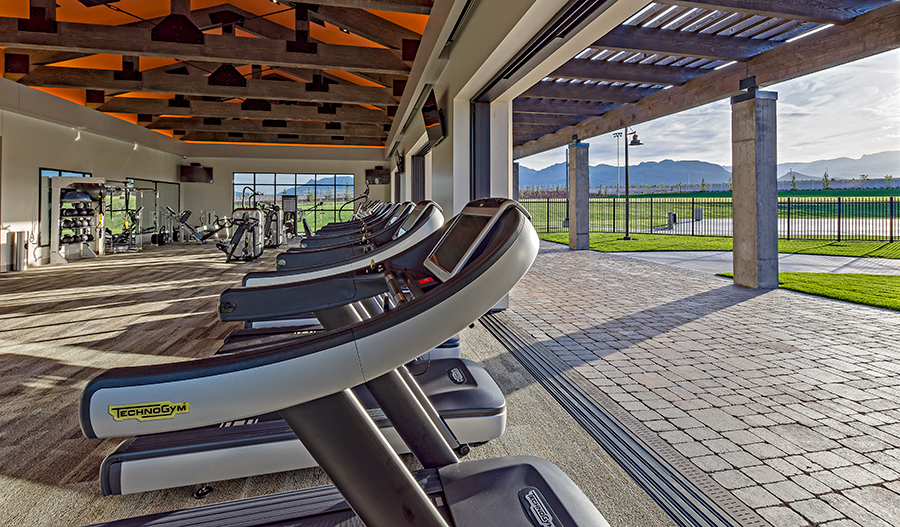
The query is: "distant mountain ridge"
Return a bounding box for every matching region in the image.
[518,150,898,188]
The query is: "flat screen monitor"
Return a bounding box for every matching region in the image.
[423,213,491,282]
[421,89,445,148]
[179,165,213,184]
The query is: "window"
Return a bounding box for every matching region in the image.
[233,172,355,230]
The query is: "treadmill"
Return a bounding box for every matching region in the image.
[81,198,609,526]
[95,202,491,495]
[235,200,457,356]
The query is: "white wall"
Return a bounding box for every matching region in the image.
[0,110,182,270]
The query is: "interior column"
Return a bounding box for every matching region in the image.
[731,78,779,289]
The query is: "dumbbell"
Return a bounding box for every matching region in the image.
[62,234,74,244]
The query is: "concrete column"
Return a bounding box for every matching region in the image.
[731,83,778,289]
[512,162,520,201]
[490,100,512,199]
[567,141,589,250]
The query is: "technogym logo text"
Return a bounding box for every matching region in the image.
[518,487,563,527]
[108,401,190,422]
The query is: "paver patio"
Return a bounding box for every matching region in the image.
[505,241,900,526]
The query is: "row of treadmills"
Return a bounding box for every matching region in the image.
[80,197,611,526]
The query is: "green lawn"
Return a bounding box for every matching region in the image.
[539,232,900,259]
[718,272,900,312]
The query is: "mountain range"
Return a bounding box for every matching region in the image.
[518,150,899,188]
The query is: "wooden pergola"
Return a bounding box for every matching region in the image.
[0,0,431,148]
[512,0,900,160]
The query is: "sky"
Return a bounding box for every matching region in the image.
[517,48,900,170]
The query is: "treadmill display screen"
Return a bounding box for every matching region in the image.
[395,208,423,238]
[387,205,406,225]
[427,214,491,276]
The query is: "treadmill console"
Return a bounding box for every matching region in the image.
[423,199,527,283]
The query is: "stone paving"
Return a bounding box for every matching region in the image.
[505,241,900,527]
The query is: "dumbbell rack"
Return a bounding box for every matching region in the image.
[50,177,106,265]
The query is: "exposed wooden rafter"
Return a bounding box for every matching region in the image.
[295,0,432,15]
[513,99,620,116]
[0,18,411,75]
[18,66,399,106]
[521,82,660,103]
[148,116,387,137]
[653,0,893,24]
[181,131,384,146]
[310,6,421,50]
[592,25,782,62]
[513,113,589,126]
[514,1,900,158]
[551,59,706,86]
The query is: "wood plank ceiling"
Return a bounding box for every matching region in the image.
[513,0,899,158]
[0,0,430,148]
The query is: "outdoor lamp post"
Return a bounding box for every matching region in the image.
[623,128,643,240]
[613,132,623,197]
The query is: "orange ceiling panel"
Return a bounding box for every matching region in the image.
[33,87,85,105]
[325,70,384,88]
[106,112,139,125]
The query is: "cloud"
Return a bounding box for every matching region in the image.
[518,48,900,171]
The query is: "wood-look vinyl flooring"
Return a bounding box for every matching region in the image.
[0,242,672,527]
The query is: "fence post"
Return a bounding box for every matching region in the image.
[837,196,842,242]
[546,198,550,233]
[613,197,617,233]
[787,197,791,240]
[649,197,653,234]
[891,196,894,243]
[691,197,695,236]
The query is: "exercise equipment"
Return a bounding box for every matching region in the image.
[216,209,263,262]
[80,198,609,527]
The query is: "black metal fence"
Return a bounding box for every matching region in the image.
[520,196,899,242]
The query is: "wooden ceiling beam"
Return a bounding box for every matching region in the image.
[98,97,393,124]
[592,25,782,62]
[311,6,421,50]
[513,113,589,126]
[513,123,570,135]
[521,82,660,103]
[127,4,295,40]
[513,99,620,115]
[0,18,410,75]
[148,116,387,137]
[181,131,384,146]
[654,0,892,24]
[18,66,399,106]
[295,0,432,15]
[552,59,705,86]
[514,2,900,159]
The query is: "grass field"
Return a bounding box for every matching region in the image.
[718,272,900,312]
[522,194,899,235]
[539,232,900,259]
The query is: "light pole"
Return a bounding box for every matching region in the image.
[623,127,643,240]
[613,132,623,197]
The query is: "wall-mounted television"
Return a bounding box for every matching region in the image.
[366,166,390,186]
[421,89,445,148]
[179,164,213,184]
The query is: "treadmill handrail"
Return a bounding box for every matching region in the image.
[246,202,443,286]
[80,203,537,439]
